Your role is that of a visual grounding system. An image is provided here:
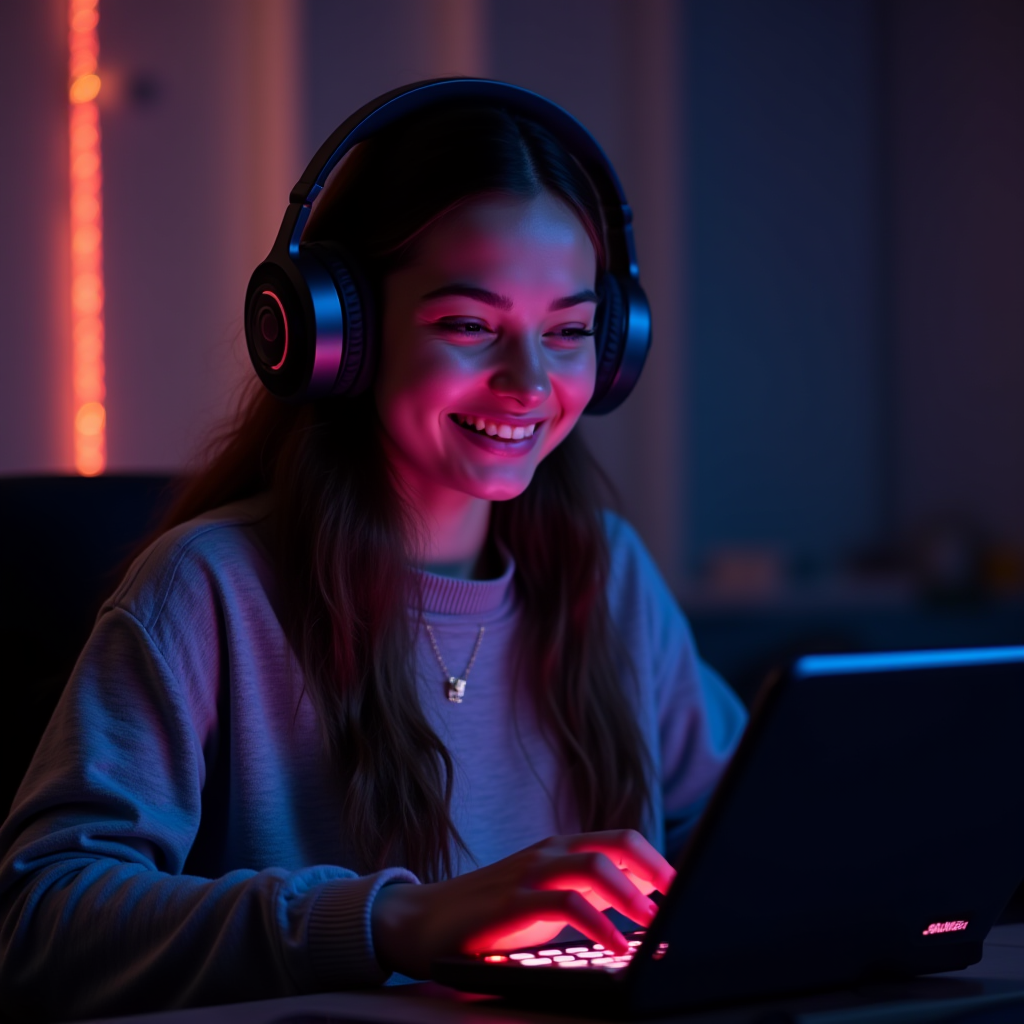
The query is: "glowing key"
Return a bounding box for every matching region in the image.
[521,958,552,966]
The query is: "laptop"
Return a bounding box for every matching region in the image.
[432,646,1024,1016]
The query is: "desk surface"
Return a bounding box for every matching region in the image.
[78,924,1024,1024]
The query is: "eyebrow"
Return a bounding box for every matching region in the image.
[419,284,599,312]
[549,289,600,311]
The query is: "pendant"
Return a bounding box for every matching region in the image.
[446,676,467,703]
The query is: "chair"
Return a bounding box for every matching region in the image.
[0,475,176,816]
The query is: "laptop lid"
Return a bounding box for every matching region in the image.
[625,646,1024,1012]
[434,646,1024,1015]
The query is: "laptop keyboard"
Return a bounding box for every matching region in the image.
[478,931,668,971]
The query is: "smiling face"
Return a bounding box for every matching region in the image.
[375,190,599,509]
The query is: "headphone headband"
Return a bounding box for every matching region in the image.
[247,77,651,412]
[279,79,639,279]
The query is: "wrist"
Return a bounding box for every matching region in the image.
[371,881,422,977]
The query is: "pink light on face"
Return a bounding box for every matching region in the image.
[922,920,969,936]
[68,0,106,476]
[375,193,599,509]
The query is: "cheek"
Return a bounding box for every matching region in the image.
[557,348,598,417]
[542,349,597,452]
[376,342,478,434]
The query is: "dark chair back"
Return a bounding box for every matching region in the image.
[0,475,176,816]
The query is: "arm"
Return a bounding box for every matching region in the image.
[0,604,415,1021]
[660,656,748,858]
[603,513,748,860]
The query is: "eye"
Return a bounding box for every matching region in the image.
[432,318,497,340]
[543,325,595,347]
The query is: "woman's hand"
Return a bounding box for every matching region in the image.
[370,830,675,979]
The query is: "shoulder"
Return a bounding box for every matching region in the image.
[601,512,747,785]
[106,494,276,635]
[602,510,676,614]
[600,509,704,682]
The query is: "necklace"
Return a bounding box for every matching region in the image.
[424,624,485,704]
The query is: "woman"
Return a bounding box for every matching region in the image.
[0,87,746,1019]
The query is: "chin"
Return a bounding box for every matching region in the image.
[462,472,538,503]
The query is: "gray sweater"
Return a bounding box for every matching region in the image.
[0,497,746,1019]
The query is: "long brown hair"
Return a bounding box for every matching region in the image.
[158,103,651,880]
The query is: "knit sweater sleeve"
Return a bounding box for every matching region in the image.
[0,519,416,1022]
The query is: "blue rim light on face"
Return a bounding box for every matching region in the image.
[794,647,1024,679]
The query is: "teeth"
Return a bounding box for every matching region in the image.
[453,415,538,440]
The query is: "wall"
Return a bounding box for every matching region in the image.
[684,0,1024,585]
[98,0,303,469]
[0,0,73,472]
[686,0,883,577]
[889,0,1024,549]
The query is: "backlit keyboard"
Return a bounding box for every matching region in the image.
[478,932,669,971]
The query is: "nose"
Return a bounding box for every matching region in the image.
[488,334,551,408]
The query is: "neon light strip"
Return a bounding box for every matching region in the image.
[795,647,1024,679]
[68,0,106,476]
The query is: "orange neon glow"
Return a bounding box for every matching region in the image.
[68,0,106,476]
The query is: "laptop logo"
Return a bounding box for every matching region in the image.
[922,920,968,936]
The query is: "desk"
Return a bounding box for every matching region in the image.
[78,925,1024,1024]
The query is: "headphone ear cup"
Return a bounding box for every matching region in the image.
[586,274,652,415]
[590,274,627,408]
[245,245,374,401]
[302,242,375,398]
[246,260,316,400]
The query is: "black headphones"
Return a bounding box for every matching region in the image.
[245,78,651,414]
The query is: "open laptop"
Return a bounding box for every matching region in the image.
[433,646,1024,1016]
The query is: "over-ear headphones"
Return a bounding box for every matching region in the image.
[245,78,651,414]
